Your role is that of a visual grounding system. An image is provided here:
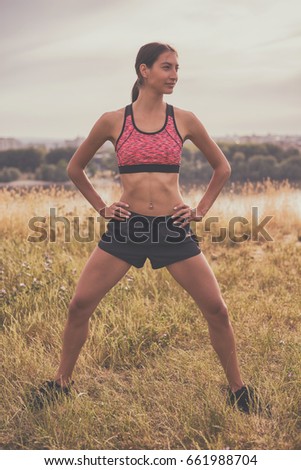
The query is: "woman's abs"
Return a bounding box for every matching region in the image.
[119,172,185,216]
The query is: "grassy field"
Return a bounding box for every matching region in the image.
[1,179,300,450]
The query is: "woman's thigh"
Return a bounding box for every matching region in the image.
[165,252,227,320]
[70,246,132,314]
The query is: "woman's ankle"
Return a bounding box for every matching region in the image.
[230,382,246,393]
[54,375,73,388]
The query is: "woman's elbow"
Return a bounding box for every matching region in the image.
[224,163,231,176]
[216,163,231,177]
[66,165,74,177]
[66,163,83,175]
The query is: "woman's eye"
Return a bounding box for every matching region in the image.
[163,67,180,71]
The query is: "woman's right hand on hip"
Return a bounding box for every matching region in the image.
[99,201,131,220]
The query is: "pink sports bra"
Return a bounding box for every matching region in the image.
[115,102,183,174]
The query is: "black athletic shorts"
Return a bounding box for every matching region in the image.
[98,210,201,269]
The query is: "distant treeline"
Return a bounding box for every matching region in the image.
[0,147,84,183]
[0,142,300,183]
[180,142,301,183]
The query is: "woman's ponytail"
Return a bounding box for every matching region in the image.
[131,79,140,103]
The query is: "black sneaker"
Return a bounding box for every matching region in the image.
[226,385,264,415]
[30,380,74,410]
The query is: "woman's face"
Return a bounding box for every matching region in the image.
[141,51,179,94]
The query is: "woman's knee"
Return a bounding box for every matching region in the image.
[67,297,93,324]
[204,301,230,327]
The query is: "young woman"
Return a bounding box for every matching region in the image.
[33,42,262,414]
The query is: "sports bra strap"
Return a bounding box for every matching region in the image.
[125,104,131,117]
[167,103,173,116]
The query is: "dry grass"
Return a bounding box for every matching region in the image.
[0,179,300,450]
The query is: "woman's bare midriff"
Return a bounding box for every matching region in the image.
[119,172,185,216]
[109,104,189,216]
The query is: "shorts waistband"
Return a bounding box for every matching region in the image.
[128,210,174,221]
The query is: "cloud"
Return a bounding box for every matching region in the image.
[0,0,300,137]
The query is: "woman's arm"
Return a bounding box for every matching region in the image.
[185,111,231,217]
[66,112,113,214]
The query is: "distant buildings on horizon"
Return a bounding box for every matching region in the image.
[0,133,300,153]
[0,136,86,152]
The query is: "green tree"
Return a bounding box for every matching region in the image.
[231,153,247,181]
[99,154,118,173]
[0,167,22,182]
[0,148,43,171]
[55,159,69,182]
[182,147,194,162]
[278,155,301,180]
[35,164,57,181]
[247,154,277,180]
[45,147,76,165]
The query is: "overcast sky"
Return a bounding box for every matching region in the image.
[1,0,300,140]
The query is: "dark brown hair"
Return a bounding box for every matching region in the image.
[131,42,178,102]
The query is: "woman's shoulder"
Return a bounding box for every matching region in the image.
[103,106,128,126]
[108,105,128,116]
[173,104,194,119]
[171,105,197,141]
[113,105,128,114]
[100,107,128,145]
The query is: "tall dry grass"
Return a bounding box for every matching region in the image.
[0,179,300,450]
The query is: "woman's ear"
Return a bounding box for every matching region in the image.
[139,63,148,79]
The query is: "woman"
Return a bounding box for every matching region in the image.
[33,42,261,414]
